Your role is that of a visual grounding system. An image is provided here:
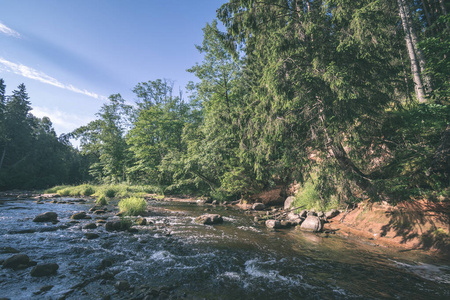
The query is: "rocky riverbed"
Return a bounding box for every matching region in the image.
[1,196,450,299]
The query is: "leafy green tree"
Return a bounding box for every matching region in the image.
[127,80,189,187]
[183,20,249,196]
[72,94,131,183]
[217,0,403,202]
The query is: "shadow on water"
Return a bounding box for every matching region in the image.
[0,199,449,299]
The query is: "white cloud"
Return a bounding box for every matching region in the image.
[0,57,107,100]
[0,21,21,38]
[31,106,94,135]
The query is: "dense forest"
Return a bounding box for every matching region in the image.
[1,0,448,208]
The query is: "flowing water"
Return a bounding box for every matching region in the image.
[0,198,449,299]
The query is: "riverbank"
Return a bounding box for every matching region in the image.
[323,200,450,258]
[2,190,449,257]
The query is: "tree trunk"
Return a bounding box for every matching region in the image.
[397,0,427,103]
[438,0,447,15]
[403,1,433,93]
[0,145,6,170]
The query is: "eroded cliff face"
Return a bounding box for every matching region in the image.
[326,200,450,256]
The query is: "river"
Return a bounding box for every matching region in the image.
[0,197,449,299]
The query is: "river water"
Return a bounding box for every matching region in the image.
[0,198,449,299]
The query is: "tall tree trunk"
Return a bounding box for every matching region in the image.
[438,0,447,15]
[0,145,6,170]
[403,1,433,93]
[397,0,427,103]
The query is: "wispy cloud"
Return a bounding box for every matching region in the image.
[0,57,106,100]
[32,106,94,134]
[0,21,21,38]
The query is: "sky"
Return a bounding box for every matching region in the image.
[0,0,227,137]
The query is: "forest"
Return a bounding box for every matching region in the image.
[1,0,448,209]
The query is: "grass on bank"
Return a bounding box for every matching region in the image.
[118,197,147,216]
[44,184,162,204]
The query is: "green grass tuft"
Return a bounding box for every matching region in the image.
[118,197,147,216]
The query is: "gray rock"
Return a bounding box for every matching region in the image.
[2,254,30,270]
[299,209,308,218]
[299,216,324,232]
[290,217,304,226]
[70,212,87,220]
[94,210,106,215]
[307,211,317,217]
[195,214,223,225]
[83,223,97,229]
[114,280,130,291]
[287,212,299,221]
[30,263,59,277]
[325,209,340,219]
[105,220,130,232]
[33,212,58,222]
[85,233,100,240]
[252,203,265,211]
[284,196,296,210]
[265,219,282,229]
[317,211,325,218]
[0,247,19,254]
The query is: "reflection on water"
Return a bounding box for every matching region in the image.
[0,198,449,299]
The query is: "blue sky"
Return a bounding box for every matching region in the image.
[0,0,227,135]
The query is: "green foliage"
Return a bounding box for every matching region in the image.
[96,195,108,206]
[118,197,147,216]
[292,174,340,212]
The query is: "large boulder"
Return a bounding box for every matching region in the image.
[252,203,265,211]
[325,209,340,220]
[2,254,30,270]
[299,216,324,232]
[30,263,59,277]
[284,196,296,210]
[195,214,223,225]
[265,219,282,229]
[33,212,58,222]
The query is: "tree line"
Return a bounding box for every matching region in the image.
[1,0,448,206]
[0,80,90,190]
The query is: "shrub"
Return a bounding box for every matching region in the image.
[104,188,116,198]
[81,185,95,196]
[96,195,108,206]
[118,197,147,216]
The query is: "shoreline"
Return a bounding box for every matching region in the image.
[2,190,449,258]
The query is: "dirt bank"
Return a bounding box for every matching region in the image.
[325,200,450,257]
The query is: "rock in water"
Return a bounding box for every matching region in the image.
[284,196,296,210]
[85,233,100,240]
[83,223,97,229]
[70,212,87,220]
[265,219,282,229]
[33,212,58,222]
[252,203,265,211]
[300,216,323,232]
[195,214,223,225]
[105,220,130,231]
[2,254,30,270]
[115,280,130,291]
[30,263,59,277]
